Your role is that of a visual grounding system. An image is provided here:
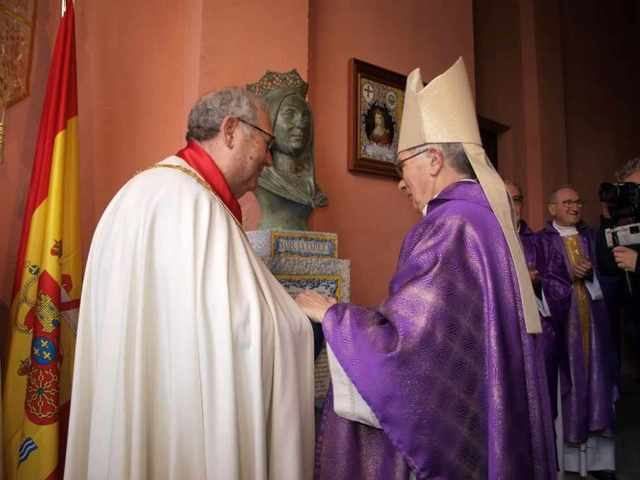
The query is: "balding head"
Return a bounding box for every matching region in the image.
[548,186,583,226]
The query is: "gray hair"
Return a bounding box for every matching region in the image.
[615,156,640,182]
[186,87,265,141]
[434,143,477,179]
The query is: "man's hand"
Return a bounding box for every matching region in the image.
[613,246,638,272]
[294,290,337,323]
[572,257,593,280]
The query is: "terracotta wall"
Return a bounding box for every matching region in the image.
[561,0,640,221]
[308,0,474,306]
[473,0,525,184]
[473,0,533,218]
[475,0,640,229]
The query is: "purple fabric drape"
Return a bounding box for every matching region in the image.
[536,223,616,444]
[317,182,556,479]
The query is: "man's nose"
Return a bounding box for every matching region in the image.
[398,179,407,193]
[264,148,273,167]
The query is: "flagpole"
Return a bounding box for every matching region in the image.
[61,0,66,17]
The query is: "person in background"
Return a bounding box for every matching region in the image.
[597,157,640,381]
[537,186,617,480]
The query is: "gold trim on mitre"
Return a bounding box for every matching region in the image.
[398,57,541,334]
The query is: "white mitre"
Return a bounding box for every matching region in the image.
[398,58,541,334]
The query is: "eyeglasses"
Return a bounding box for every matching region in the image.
[238,118,275,152]
[551,199,584,208]
[394,147,432,177]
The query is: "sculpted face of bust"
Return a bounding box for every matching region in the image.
[273,94,311,157]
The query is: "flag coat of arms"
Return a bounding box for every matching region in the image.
[2,2,82,478]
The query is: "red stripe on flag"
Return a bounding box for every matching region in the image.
[12,2,78,296]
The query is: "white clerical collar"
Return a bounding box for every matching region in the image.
[422,179,477,217]
[552,221,579,237]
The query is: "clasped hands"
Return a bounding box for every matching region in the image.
[294,290,337,323]
[572,257,593,281]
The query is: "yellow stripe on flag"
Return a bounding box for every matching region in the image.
[3,116,81,480]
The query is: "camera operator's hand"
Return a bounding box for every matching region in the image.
[572,257,593,280]
[613,246,638,272]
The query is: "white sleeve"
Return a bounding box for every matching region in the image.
[537,288,551,318]
[327,345,381,428]
[584,274,604,301]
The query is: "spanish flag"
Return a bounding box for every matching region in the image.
[2,1,81,478]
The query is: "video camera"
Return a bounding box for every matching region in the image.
[599,182,640,247]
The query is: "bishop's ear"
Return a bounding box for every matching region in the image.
[427,148,445,176]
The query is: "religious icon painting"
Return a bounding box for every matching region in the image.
[349,58,406,178]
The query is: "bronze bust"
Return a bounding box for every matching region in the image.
[248,70,327,230]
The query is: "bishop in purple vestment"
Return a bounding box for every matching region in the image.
[297,59,555,480]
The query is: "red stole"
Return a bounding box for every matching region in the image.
[176,141,243,223]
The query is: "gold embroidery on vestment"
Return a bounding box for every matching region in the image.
[562,235,591,367]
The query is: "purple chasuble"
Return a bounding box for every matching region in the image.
[520,222,558,422]
[536,223,616,444]
[318,182,556,479]
[519,220,537,266]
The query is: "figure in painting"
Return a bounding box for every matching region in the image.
[365,103,394,146]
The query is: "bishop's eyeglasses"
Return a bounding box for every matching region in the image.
[394,146,432,177]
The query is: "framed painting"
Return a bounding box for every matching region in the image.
[348,58,406,178]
